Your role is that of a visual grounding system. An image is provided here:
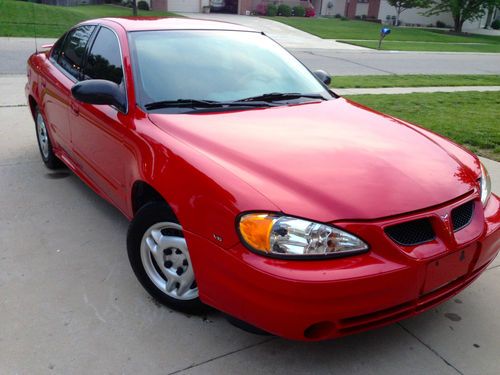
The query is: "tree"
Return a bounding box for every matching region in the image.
[387,0,429,26]
[424,0,495,32]
[132,0,138,16]
[483,0,499,28]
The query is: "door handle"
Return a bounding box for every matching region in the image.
[70,102,80,116]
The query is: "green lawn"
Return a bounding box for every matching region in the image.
[345,91,500,160]
[0,0,179,37]
[331,75,500,88]
[268,17,500,52]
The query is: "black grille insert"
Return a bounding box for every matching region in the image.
[385,218,435,246]
[451,201,474,232]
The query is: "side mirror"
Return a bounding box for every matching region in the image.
[313,70,331,86]
[72,79,126,112]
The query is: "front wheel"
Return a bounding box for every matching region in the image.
[127,202,204,314]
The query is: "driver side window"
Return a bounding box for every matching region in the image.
[82,27,124,85]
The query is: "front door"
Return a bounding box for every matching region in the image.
[69,26,131,210]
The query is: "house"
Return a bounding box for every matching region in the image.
[319,0,489,29]
[150,0,495,30]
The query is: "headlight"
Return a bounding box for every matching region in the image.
[238,213,368,258]
[479,162,491,206]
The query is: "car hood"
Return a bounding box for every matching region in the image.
[149,98,478,222]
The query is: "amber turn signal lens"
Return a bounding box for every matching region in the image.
[239,213,277,252]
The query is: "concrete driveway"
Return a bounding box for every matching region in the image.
[176,12,366,50]
[1,74,499,374]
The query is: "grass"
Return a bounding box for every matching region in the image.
[268,17,500,52]
[331,74,500,88]
[344,91,500,160]
[0,0,179,37]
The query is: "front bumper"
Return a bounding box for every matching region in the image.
[187,193,500,341]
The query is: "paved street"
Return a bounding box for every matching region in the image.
[2,35,500,76]
[292,48,500,75]
[1,73,499,374]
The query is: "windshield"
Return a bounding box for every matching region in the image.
[129,30,332,110]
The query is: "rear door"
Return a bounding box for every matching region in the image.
[70,26,131,209]
[41,25,95,152]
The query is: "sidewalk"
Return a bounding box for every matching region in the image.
[335,85,500,95]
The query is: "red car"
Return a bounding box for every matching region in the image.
[26,17,499,341]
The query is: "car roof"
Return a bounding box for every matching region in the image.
[97,17,257,33]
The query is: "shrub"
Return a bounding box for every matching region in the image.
[436,20,446,28]
[334,13,342,18]
[492,19,500,30]
[292,5,305,17]
[255,2,268,15]
[267,4,277,16]
[138,0,149,10]
[278,4,292,17]
[305,6,315,17]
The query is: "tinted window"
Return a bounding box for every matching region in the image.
[59,25,95,80]
[83,27,123,85]
[50,33,66,62]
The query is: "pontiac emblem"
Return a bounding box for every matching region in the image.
[440,212,452,233]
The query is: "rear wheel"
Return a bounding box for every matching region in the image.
[127,202,205,314]
[35,108,63,169]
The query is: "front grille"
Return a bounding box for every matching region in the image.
[385,218,435,246]
[451,200,474,232]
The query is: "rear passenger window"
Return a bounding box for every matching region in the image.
[50,33,66,62]
[83,27,123,85]
[58,25,95,80]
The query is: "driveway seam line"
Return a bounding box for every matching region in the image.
[397,323,464,375]
[486,264,500,271]
[166,337,276,374]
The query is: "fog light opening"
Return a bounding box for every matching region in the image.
[304,321,336,340]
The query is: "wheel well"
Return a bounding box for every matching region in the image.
[131,181,175,218]
[28,95,37,120]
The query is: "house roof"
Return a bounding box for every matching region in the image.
[96,17,256,33]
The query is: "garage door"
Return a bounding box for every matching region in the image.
[168,0,200,12]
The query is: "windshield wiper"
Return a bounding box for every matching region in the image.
[145,99,276,111]
[237,92,327,103]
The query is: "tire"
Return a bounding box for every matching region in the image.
[127,202,205,314]
[34,107,63,169]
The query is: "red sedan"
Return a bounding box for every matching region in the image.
[26,17,499,341]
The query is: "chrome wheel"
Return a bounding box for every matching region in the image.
[36,112,50,159]
[140,222,198,300]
